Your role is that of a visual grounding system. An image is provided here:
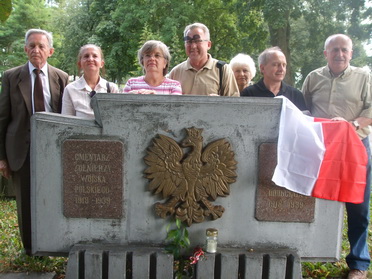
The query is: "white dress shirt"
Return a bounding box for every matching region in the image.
[61,75,119,119]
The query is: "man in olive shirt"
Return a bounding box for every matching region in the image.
[169,22,239,96]
[302,34,371,279]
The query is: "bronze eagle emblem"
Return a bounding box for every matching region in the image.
[144,127,237,226]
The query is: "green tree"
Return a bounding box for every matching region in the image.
[50,0,267,83]
[237,0,371,87]
[108,0,255,81]
[3,0,369,85]
[239,0,301,84]
[52,0,100,78]
[292,0,371,87]
[0,0,53,74]
[0,0,12,22]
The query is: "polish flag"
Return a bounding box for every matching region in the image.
[272,97,367,204]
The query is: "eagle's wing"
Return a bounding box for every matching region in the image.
[144,134,184,199]
[197,139,237,200]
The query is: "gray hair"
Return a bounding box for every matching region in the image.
[183,22,210,41]
[138,40,171,76]
[229,53,257,79]
[25,29,53,48]
[324,34,353,50]
[258,46,283,66]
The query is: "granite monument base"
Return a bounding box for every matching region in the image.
[66,244,302,279]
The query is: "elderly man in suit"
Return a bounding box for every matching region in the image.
[0,28,68,255]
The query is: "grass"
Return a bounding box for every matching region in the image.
[301,202,372,279]
[0,196,371,278]
[0,197,67,276]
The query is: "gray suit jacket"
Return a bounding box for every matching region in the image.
[0,62,68,171]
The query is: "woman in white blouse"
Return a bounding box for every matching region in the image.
[62,44,119,119]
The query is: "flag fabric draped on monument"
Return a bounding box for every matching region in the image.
[272,96,367,204]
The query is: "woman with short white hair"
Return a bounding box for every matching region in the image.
[229,53,256,93]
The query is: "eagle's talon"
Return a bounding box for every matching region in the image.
[204,205,225,219]
[155,203,175,218]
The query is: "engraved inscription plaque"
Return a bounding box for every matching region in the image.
[63,139,123,219]
[255,143,315,222]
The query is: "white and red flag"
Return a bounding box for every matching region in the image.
[272,96,367,204]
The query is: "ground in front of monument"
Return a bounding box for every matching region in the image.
[0,197,371,278]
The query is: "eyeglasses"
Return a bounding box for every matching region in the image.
[144,54,164,60]
[184,39,209,45]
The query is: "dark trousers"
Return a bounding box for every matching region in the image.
[12,152,32,255]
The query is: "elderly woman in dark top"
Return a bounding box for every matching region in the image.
[229,53,256,93]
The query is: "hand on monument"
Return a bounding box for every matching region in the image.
[138,89,156,94]
[331,116,347,122]
[130,89,156,95]
[0,160,11,179]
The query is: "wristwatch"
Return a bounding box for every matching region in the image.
[352,120,360,130]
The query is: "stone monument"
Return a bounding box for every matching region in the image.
[31,94,344,278]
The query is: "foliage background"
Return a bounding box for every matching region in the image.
[0,0,371,89]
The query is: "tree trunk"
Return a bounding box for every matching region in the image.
[268,19,293,86]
